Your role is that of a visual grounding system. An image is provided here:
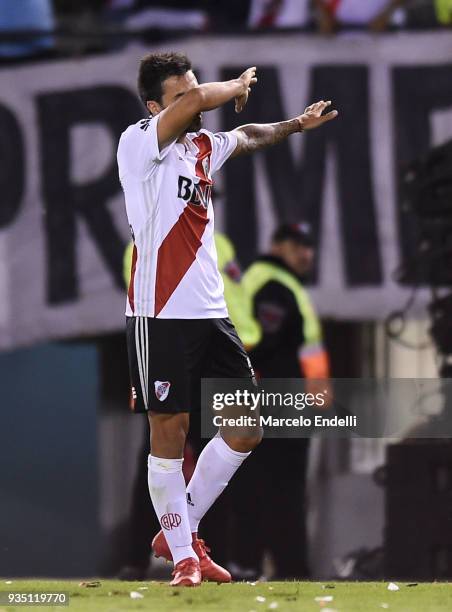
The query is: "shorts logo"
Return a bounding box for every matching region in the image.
[161,512,181,530]
[154,380,171,401]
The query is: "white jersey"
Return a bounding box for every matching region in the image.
[117,115,237,318]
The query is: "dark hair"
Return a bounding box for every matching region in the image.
[272,222,314,247]
[137,52,192,107]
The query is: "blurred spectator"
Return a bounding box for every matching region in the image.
[53,0,108,56]
[107,0,208,31]
[53,0,105,14]
[0,0,55,59]
[391,0,452,29]
[402,0,448,28]
[206,0,251,29]
[434,0,452,24]
[315,0,407,32]
[248,0,311,29]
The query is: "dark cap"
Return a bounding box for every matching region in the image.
[272,222,314,247]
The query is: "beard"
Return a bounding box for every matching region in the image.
[187,112,203,133]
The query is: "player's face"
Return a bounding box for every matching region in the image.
[161,70,203,132]
[279,241,315,277]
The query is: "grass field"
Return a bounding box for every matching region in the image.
[1,580,452,611]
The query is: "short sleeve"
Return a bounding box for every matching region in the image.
[208,131,238,174]
[117,115,175,178]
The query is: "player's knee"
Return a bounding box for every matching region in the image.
[148,412,189,457]
[243,430,263,451]
[225,429,263,453]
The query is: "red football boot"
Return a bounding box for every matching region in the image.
[151,529,172,561]
[169,557,201,587]
[193,535,232,583]
[152,530,232,583]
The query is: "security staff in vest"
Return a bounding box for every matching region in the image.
[227,222,330,580]
[119,235,261,578]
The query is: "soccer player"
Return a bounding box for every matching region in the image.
[117,52,337,587]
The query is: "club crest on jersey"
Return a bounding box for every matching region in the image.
[154,380,171,401]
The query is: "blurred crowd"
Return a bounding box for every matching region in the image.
[0,0,451,61]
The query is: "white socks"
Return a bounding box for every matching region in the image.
[186,436,251,533]
[147,455,197,565]
[148,438,251,564]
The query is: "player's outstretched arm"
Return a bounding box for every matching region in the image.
[230,100,338,157]
[157,67,257,149]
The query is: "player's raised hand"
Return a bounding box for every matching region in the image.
[297,100,338,130]
[235,66,257,113]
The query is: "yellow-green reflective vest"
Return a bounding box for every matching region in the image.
[123,241,133,288]
[214,233,262,348]
[435,0,452,23]
[242,260,322,350]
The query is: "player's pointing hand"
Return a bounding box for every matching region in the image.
[235,66,258,114]
[297,100,338,131]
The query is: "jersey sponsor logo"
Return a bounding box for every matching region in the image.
[161,512,181,531]
[177,175,212,210]
[154,380,171,401]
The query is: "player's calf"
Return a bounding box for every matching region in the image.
[146,412,198,576]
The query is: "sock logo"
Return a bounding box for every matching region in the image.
[187,492,194,507]
[161,512,181,530]
[154,380,171,401]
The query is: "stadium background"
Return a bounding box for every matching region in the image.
[1,0,451,583]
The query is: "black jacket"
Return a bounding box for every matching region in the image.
[248,255,308,378]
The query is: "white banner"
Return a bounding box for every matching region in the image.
[1,33,452,349]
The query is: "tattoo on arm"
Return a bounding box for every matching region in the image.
[231,118,302,157]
